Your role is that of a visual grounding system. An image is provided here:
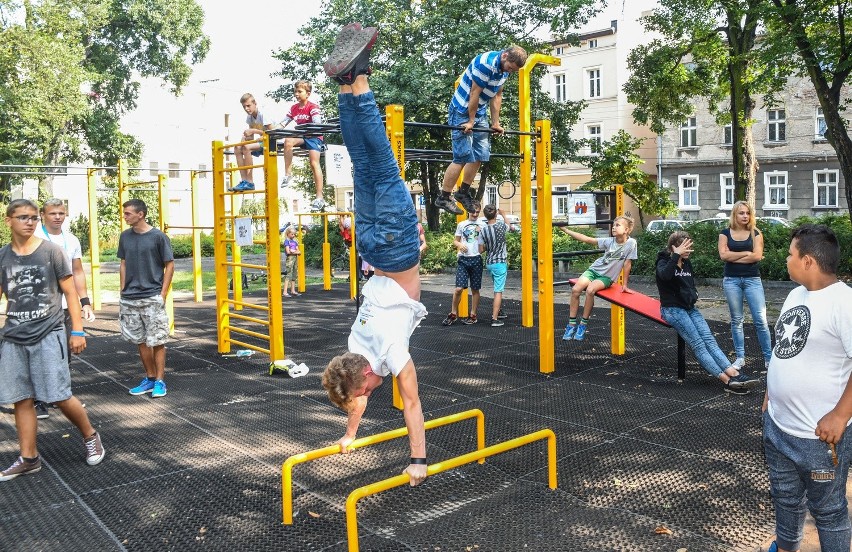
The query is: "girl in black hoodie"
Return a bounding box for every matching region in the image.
[655,231,758,394]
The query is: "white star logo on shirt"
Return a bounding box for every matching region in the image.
[780,318,800,346]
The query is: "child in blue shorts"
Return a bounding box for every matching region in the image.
[478,204,509,327]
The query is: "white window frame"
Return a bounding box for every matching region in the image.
[719,173,735,209]
[345,191,354,210]
[763,171,789,210]
[555,46,565,56]
[767,109,786,142]
[585,123,602,155]
[815,107,827,139]
[168,162,180,178]
[680,117,697,148]
[485,185,498,209]
[197,163,208,179]
[586,67,602,99]
[149,161,158,177]
[723,124,732,145]
[588,39,598,48]
[554,73,567,103]
[813,169,839,207]
[678,174,700,210]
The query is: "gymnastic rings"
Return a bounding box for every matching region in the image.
[497,180,517,200]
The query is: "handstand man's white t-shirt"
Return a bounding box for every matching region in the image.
[348,276,428,377]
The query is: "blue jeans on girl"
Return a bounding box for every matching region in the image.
[722,276,773,363]
[660,306,731,378]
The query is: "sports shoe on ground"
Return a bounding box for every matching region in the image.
[463,314,478,325]
[324,23,378,85]
[441,313,457,326]
[310,198,327,211]
[732,357,745,368]
[283,293,292,298]
[574,324,587,341]
[281,175,291,187]
[727,373,759,389]
[229,180,255,192]
[434,195,462,215]
[724,382,751,395]
[34,401,49,420]
[84,432,105,466]
[129,377,155,396]
[497,309,507,319]
[491,318,504,327]
[761,360,770,374]
[562,325,576,341]
[0,456,41,481]
[151,380,167,399]
[453,190,477,213]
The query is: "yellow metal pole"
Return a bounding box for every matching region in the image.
[518,54,561,328]
[345,429,557,551]
[323,215,331,290]
[213,141,231,354]
[536,120,554,374]
[348,211,357,299]
[281,409,486,524]
[232,191,243,311]
[264,133,285,361]
[118,159,129,233]
[158,174,175,336]
[297,214,306,293]
[86,168,102,312]
[611,184,626,356]
[190,170,203,302]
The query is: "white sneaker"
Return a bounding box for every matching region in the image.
[310,198,327,211]
[732,357,745,368]
[281,175,291,187]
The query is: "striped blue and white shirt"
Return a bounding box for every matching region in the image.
[479,221,508,265]
[450,51,509,117]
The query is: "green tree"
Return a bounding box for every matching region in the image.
[270,0,597,230]
[624,0,783,207]
[577,130,677,227]
[765,0,852,223]
[0,0,209,196]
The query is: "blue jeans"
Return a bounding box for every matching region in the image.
[764,413,851,552]
[723,276,773,362]
[338,92,419,273]
[448,106,491,164]
[660,306,731,378]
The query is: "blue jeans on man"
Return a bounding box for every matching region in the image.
[660,306,730,377]
[338,91,419,273]
[722,276,773,363]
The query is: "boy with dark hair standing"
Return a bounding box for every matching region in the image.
[0,199,104,481]
[763,224,852,552]
[443,200,485,326]
[478,204,508,327]
[118,199,175,399]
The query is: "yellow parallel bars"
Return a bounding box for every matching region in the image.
[281,408,486,525]
[535,120,554,374]
[518,54,560,328]
[345,428,557,552]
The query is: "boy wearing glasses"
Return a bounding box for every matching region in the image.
[442,200,486,325]
[0,199,104,481]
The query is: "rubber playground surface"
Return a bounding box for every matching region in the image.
[1,284,781,551]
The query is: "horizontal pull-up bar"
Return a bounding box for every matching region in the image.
[551,250,602,260]
[551,219,617,227]
[403,121,539,137]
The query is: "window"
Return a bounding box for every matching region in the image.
[531,187,537,217]
[586,124,602,154]
[149,161,158,176]
[723,124,732,145]
[719,173,735,209]
[345,191,354,210]
[588,39,598,48]
[554,74,567,103]
[815,107,827,139]
[197,163,208,179]
[555,46,565,56]
[556,196,570,216]
[764,171,789,209]
[168,162,180,178]
[485,185,497,208]
[767,109,786,142]
[678,175,699,210]
[586,68,601,98]
[814,169,839,207]
[680,117,697,148]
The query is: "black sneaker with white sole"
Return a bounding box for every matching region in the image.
[434,195,462,215]
[453,190,477,213]
[724,382,751,395]
[726,373,760,389]
[34,401,49,420]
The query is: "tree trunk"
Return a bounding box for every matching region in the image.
[726,14,759,208]
[420,162,441,231]
[474,163,490,202]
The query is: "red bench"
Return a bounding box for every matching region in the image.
[567,279,687,379]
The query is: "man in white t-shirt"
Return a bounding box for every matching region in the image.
[36,199,95,419]
[442,200,486,326]
[763,224,852,552]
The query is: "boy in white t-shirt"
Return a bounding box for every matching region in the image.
[763,224,852,552]
[320,23,428,487]
[441,200,486,326]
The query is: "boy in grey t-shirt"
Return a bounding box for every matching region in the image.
[559,215,637,341]
[0,199,104,481]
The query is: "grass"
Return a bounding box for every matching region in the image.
[96,271,325,293]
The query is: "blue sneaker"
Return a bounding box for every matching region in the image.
[562,325,576,341]
[229,180,255,192]
[151,380,167,398]
[129,377,155,396]
[574,324,587,341]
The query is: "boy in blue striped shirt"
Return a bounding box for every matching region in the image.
[435,47,528,215]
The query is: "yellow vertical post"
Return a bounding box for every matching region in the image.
[264,133,285,361]
[611,185,626,356]
[86,168,102,312]
[213,141,231,354]
[348,212,357,300]
[158,173,175,336]
[297,214,306,293]
[387,105,406,412]
[536,120,554,374]
[232,191,243,311]
[118,159,129,232]
[322,216,332,290]
[518,54,561,328]
[190,170,203,302]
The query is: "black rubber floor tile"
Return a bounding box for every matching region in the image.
[411,354,551,400]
